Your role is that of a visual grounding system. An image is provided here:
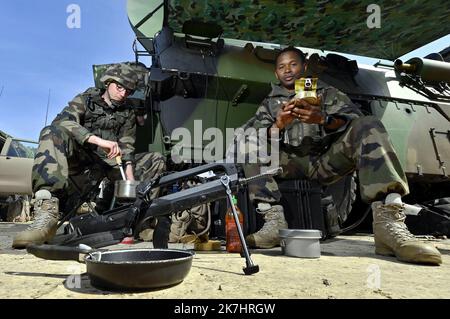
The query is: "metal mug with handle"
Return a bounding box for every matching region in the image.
[114,155,140,200]
[114,180,140,199]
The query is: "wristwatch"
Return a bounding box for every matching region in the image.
[323,114,334,126]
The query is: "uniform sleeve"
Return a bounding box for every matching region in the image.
[52,94,94,145]
[239,98,275,131]
[226,98,277,161]
[321,87,362,134]
[118,110,136,163]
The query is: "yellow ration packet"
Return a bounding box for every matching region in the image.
[294,77,319,105]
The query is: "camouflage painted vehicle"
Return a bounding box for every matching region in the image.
[98,1,450,233]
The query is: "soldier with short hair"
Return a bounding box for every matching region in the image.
[237,47,442,265]
[13,64,166,248]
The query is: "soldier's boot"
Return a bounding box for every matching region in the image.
[169,210,192,243]
[179,204,209,243]
[246,204,288,249]
[12,190,59,249]
[372,193,442,265]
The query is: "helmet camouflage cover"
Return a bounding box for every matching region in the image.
[100,64,139,91]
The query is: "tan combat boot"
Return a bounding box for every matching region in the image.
[246,204,288,249]
[187,204,208,236]
[178,203,210,244]
[169,210,193,243]
[12,190,59,249]
[372,194,442,265]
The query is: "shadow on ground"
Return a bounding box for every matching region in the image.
[250,236,444,267]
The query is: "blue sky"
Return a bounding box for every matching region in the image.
[0,1,448,141]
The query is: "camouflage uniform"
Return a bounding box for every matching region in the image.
[32,87,165,206]
[235,81,409,205]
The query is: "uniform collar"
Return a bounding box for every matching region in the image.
[92,89,129,110]
[89,89,107,105]
[268,83,295,98]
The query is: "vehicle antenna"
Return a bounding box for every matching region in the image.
[44,88,51,126]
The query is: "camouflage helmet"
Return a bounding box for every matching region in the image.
[100,64,139,91]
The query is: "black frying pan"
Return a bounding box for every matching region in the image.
[27,244,194,291]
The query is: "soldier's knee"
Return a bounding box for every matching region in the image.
[39,126,53,139]
[352,115,377,125]
[152,152,165,163]
[155,153,167,171]
[150,152,166,169]
[350,115,385,132]
[136,152,166,172]
[39,125,66,140]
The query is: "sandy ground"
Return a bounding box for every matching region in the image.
[1,223,449,299]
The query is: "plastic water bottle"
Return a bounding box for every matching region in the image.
[225,195,243,253]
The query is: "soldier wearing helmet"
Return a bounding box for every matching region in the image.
[13,63,166,248]
[100,64,139,92]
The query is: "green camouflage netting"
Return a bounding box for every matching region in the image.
[164,0,450,60]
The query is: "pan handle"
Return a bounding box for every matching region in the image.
[27,244,92,263]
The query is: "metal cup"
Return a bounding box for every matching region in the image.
[114,180,140,199]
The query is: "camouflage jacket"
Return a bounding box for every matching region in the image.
[52,87,136,163]
[241,81,362,156]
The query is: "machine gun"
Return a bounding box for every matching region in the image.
[50,162,282,275]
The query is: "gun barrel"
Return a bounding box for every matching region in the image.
[394,59,416,72]
[394,57,450,83]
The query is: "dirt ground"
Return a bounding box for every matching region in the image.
[1,222,449,299]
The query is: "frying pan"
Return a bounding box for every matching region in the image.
[27,244,194,291]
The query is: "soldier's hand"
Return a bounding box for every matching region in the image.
[88,136,122,159]
[290,98,324,124]
[291,96,322,107]
[274,102,296,129]
[102,140,122,159]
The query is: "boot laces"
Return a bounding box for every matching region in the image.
[255,210,282,236]
[376,204,416,242]
[28,211,56,230]
[172,210,192,225]
[28,199,58,231]
[170,211,192,236]
[387,222,416,242]
[256,220,278,236]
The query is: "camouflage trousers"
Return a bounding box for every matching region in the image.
[241,116,409,204]
[32,125,166,207]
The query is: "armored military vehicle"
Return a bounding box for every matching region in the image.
[97,1,450,236]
